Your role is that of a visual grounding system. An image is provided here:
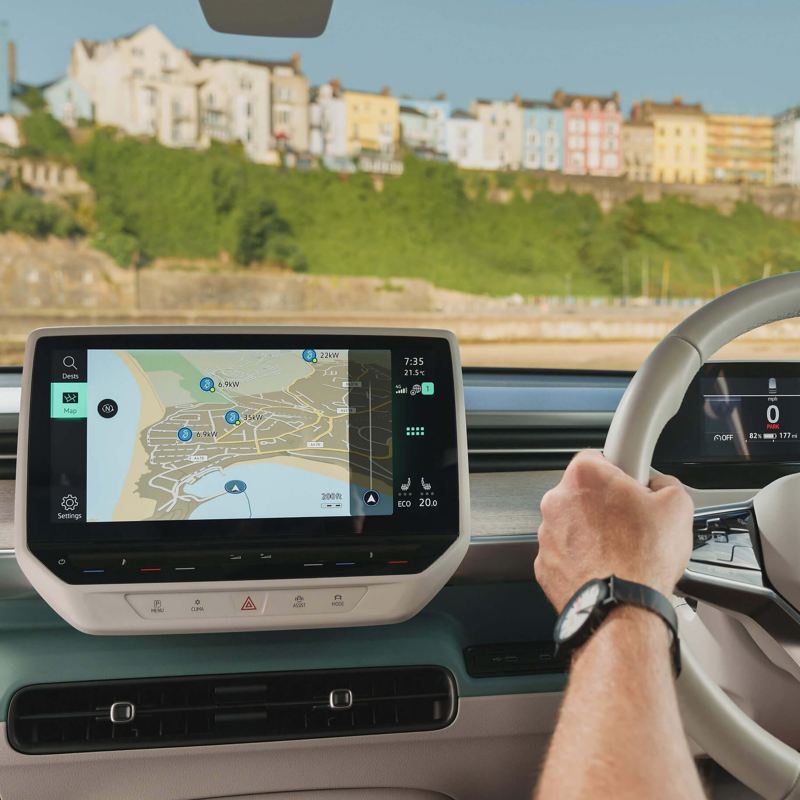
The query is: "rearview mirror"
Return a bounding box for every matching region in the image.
[198,0,333,37]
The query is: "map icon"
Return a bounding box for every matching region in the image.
[199,377,215,392]
[302,348,318,364]
[177,426,193,442]
[224,480,247,494]
[225,410,240,425]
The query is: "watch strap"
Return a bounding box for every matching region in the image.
[607,575,681,677]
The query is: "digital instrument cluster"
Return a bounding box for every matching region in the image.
[654,363,800,485]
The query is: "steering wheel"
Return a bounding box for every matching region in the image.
[604,272,800,800]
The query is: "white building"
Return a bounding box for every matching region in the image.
[446,110,485,170]
[470,98,523,170]
[70,25,309,163]
[71,25,203,149]
[193,56,273,162]
[775,107,800,187]
[309,82,348,160]
[0,114,20,148]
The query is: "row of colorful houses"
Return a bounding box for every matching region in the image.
[0,23,798,187]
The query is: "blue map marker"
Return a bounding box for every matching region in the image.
[177,427,193,442]
[199,377,215,393]
[225,410,240,425]
[224,480,247,494]
[302,348,318,364]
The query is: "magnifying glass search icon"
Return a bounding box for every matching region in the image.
[62,356,76,370]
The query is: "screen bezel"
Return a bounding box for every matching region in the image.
[25,330,461,574]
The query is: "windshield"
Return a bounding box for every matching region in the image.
[2,1,799,370]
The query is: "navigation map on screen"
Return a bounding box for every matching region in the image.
[83,348,392,522]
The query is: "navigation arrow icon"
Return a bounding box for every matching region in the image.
[363,490,380,506]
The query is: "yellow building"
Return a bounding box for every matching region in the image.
[706,114,775,185]
[632,97,707,184]
[342,87,399,156]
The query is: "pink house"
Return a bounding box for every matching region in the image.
[553,90,623,177]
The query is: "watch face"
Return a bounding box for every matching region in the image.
[556,580,605,643]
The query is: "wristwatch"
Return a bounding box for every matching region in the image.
[553,575,681,676]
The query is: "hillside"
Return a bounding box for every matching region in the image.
[7,112,800,297]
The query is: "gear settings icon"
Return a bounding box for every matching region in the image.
[60,494,79,512]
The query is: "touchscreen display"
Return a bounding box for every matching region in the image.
[28,334,458,543]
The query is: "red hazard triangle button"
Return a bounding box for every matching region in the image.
[240,596,257,611]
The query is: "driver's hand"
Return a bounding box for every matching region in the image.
[534,450,694,612]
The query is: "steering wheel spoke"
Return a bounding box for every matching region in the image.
[681,502,765,599]
[689,503,762,578]
[680,502,800,650]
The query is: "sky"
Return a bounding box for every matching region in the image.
[4,0,800,116]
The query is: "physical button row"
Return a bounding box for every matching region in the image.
[66,546,421,575]
[125,587,368,620]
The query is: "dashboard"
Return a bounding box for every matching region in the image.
[15,327,470,634]
[0,347,792,799]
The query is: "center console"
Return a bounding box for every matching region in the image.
[15,327,469,634]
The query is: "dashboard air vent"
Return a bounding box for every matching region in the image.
[7,666,457,754]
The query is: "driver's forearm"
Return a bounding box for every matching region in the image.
[536,607,706,800]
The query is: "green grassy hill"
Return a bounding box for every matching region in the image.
[8,112,800,297]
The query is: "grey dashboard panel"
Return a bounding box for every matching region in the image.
[464,370,628,429]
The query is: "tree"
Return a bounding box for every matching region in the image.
[234,196,290,266]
